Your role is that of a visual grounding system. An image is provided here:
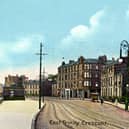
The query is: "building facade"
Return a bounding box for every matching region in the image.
[24,79,54,96]
[50,75,59,97]
[24,80,39,96]
[5,75,27,87]
[101,58,128,98]
[3,75,26,100]
[52,82,58,96]
[57,56,110,99]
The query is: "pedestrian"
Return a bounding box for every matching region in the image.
[115,98,118,107]
[100,97,104,105]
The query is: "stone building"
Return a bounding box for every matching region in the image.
[3,75,26,100]
[24,78,55,97]
[101,58,128,98]
[5,75,26,87]
[51,76,58,97]
[50,75,59,97]
[57,55,110,99]
[52,82,58,96]
[24,80,39,96]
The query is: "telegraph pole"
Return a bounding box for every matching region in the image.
[36,43,43,109]
[36,42,47,109]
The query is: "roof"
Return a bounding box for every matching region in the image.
[105,60,118,66]
[58,58,114,68]
[24,80,39,85]
[84,58,98,63]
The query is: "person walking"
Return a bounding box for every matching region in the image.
[100,97,104,105]
[115,98,118,107]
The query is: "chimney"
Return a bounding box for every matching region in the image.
[112,57,115,62]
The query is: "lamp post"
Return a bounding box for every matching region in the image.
[119,40,129,111]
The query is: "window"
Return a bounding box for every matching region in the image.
[110,77,112,86]
[84,72,87,78]
[84,81,90,86]
[84,72,91,78]
[96,65,98,70]
[71,74,73,79]
[65,82,67,88]
[72,66,74,71]
[95,83,98,87]
[76,65,78,70]
[65,68,67,73]
[84,64,89,69]
[65,75,67,80]
[79,81,82,84]
[95,74,98,78]
[90,64,92,69]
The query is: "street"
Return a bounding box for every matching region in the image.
[0,99,40,129]
[36,97,129,129]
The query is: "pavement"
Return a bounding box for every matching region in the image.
[0,99,44,129]
[104,100,129,111]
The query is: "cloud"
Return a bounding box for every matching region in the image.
[61,9,105,45]
[0,49,6,59]
[11,37,32,53]
[0,34,45,83]
[126,7,129,18]
[126,10,129,16]
[90,10,104,27]
[0,34,44,67]
[11,34,44,53]
[70,25,89,39]
[0,44,12,65]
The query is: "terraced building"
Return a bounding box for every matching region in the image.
[57,55,110,99]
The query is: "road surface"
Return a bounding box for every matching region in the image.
[36,97,129,129]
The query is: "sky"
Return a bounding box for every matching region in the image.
[0,0,129,83]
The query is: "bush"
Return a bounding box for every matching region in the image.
[102,96,106,100]
[107,96,112,102]
[118,96,125,103]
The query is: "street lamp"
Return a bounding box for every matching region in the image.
[119,40,129,111]
[95,83,98,93]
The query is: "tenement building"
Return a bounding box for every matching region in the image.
[57,55,111,99]
[101,57,128,98]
